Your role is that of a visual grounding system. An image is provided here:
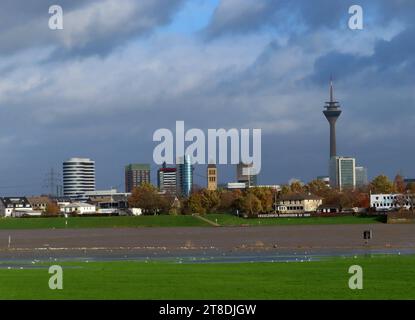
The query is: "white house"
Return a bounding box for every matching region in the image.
[63,202,96,215]
[276,193,323,214]
[370,194,412,211]
[0,197,42,217]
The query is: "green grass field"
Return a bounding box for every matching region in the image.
[0,215,210,229]
[205,214,386,226]
[0,214,386,230]
[0,255,413,299]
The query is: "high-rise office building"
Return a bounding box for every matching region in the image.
[355,166,368,187]
[158,162,177,195]
[207,164,217,191]
[237,162,257,187]
[176,155,193,197]
[63,157,95,200]
[329,156,356,190]
[323,79,342,159]
[125,163,150,192]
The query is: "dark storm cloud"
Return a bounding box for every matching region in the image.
[203,0,351,39]
[204,0,415,39]
[0,0,91,55]
[309,26,415,85]
[0,0,185,57]
[372,27,415,68]
[0,0,414,194]
[310,52,369,84]
[0,0,88,28]
[203,0,280,38]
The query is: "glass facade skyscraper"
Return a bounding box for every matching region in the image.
[355,166,368,187]
[176,155,193,197]
[329,156,356,190]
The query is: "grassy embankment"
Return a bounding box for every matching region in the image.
[0,214,386,230]
[205,214,386,226]
[0,215,209,229]
[0,255,413,299]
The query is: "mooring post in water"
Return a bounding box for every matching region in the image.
[363,230,372,247]
[8,235,11,248]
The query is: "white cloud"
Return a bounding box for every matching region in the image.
[0,0,414,192]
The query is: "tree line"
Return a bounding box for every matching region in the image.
[127,174,415,215]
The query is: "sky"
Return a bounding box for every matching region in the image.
[0,0,414,195]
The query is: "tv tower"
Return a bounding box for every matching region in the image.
[323,78,342,158]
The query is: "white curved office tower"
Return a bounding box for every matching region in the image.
[63,158,96,200]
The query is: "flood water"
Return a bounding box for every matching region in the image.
[0,247,414,268]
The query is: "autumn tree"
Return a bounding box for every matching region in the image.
[322,189,342,206]
[200,189,220,213]
[407,182,415,194]
[159,193,175,214]
[290,181,305,193]
[248,187,274,213]
[338,189,355,208]
[394,174,406,193]
[370,175,394,194]
[45,202,60,215]
[218,190,242,213]
[306,179,330,197]
[280,185,291,195]
[186,192,205,215]
[128,183,166,215]
[240,193,262,216]
[354,192,370,208]
[338,189,369,208]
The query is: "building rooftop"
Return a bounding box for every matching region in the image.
[125,163,151,170]
[0,197,31,207]
[227,182,247,189]
[27,196,53,205]
[84,189,131,196]
[64,202,95,208]
[278,193,323,201]
[65,157,94,162]
[159,167,176,172]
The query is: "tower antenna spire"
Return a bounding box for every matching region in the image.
[323,75,342,159]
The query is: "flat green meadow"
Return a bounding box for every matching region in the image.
[0,215,209,229]
[205,214,385,226]
[0,255,413,299]
[0,214,386,230]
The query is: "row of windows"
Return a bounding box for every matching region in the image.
[129,178,150,182]
[285,206,304,210]
[6,204,31,208]
[374,196,411,200]
[374,203,410,207]
[64,181,95,184]
[280,200,303,205]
